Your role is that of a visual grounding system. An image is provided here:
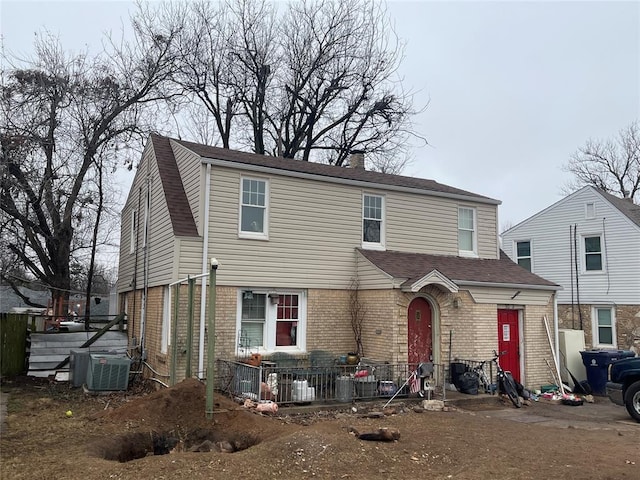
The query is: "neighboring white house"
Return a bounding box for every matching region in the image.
[502,186,640,351]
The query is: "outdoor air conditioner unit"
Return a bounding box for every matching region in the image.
[85,353,131,391]
[70,349,117,388]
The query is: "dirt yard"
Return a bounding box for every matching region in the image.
[1,376,638,480]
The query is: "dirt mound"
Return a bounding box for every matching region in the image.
[95,378,294,438]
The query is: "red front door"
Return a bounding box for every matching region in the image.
[408,297,433,365]
[497,309,520,383]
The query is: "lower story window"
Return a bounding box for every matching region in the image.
[238,289,306,353]
[592,307,616,347]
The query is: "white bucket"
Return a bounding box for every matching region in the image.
[292,379,307,401]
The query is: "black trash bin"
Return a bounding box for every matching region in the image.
[579,349,636,396]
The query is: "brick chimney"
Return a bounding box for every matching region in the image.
[349,150,365,170]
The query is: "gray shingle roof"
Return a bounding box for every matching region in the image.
[357,249,559,289]
[596,189,640,228]
[168,137,500,204]
[151,135,199,237]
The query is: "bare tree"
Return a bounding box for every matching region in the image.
[141,0,420,171]
[0,23,180,318]
[564,121,640,203]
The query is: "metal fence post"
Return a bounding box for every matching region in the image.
[206,258,218,420]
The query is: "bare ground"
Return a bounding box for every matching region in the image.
[1,376,638,480]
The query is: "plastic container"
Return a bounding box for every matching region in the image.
[378,381,397,397]
[336,376,353,402]
[354,375,377,397]
[291,380,315,402]
[580,349,636,396]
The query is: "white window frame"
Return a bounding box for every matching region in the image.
[592,306,616,348]
[582,233,605,273]
[362,193,385,250]
[585,202,596,220]
[238,177,269,240]
[458,206,477,257]
[515,239,533,272]
[236,289,307,355]
[161,286,171,354]
[129,209,137,254]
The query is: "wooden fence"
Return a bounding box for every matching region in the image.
[1,313,29,376]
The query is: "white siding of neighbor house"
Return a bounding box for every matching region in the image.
[117,146,177,292]
[172,141,204,235]
[188,164,500,290]
[502,187,640,305]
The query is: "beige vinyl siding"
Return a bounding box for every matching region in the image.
[208,167,360,289]
[171,141,203,234]
[467,287,553,306]
[476,203,499,258]
[145,154,176,287]
[385,192,458,255]
[177,237,204,278]
[355,251,398,289]
[118,146,177,291]
[117,146,155,293]
[201,165,500,289]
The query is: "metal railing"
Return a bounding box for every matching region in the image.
[215,359,447,405]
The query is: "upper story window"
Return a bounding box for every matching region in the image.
[239,177,268,239]
[458,207,477,256]
[129,209,137,254]
[584,235,604,271]
[585,202,596,219]
[516,240,532,272]
[362,193,385,249]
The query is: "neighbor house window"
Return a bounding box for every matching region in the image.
[129,209,137,254]
[458,207,477,255]
[593,307,616,347]
[362,194,385,249]
[238,290,306,353]
[516,240,532,272]
[584,235,603,271]
[239,177,268,239]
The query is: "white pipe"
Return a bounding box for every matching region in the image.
[198,164,212,378]
[553,294,560,380]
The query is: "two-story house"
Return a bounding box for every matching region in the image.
[117,134,559,389]
[502,186,640,354]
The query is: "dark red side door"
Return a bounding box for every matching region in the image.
[497,309,520,383]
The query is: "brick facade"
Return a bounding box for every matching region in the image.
[558,303,640,352]
[124,283,556,389]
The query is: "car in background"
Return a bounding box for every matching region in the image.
[606,356,640,423]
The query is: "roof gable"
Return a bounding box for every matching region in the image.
[504,185,640,235]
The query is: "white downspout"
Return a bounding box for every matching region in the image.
[553,292,560,377]
[198,164,212,378]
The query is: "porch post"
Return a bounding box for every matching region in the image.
[206,258,219,420]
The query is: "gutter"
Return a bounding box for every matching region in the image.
[453,280,562,291]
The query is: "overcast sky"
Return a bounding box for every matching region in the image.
[2,0,639,230]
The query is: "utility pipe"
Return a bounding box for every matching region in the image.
[199,164,212,378]
[206,258,219,420]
